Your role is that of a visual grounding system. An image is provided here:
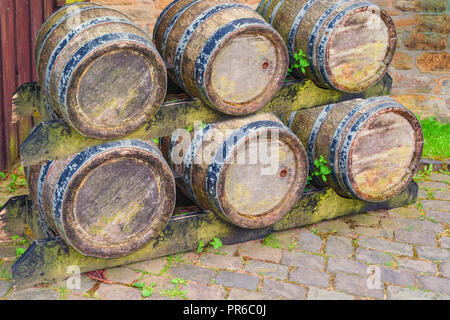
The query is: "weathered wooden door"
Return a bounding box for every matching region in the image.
[0,0,60,170]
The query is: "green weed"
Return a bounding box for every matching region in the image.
[288,50,310,75]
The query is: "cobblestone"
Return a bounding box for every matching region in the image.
[327,257,368,276]
[416,246,450,261]
[199,253,242,271]
[281,251,324,270]
[307,287,354,300]
[289,267,330,288]
[440,237,450,249]
[420,200,450,212]
[215,271,259,291]
[379,266,415,287]
[397,258,438,274]
[355,248,395,265]
[326,236,354,257]
[417,275,450,293]
[105,267,140,284]
[185,282,226,300]
[238,241,282,263]
[426,211,450,223]
[315,220,353,235]
[354,227,394,239]
[0,280,11,297]
[96,284,143,300]
[387,286,437,300]
[227,289,273,300]
[334,273,384,299]
[7,288,60,300]
[395,230,437,246]
[167,264,216,285]
[244,260,289,279]
[358,237,414,256]
[294,231,322,253]
[260,278,307,300]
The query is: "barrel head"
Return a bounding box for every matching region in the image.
[347,107,423,202]
[325,5,396,92]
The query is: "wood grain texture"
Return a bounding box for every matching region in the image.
[36,3,167,139]
[154,0,288,115]
[257,0,397,93]
[285,96,423,202]
[162,113,308,229]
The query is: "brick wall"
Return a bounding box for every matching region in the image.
[94,0,449,121]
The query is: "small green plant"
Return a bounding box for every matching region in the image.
[384,261,394,268]
[54,286,70,300]
[209,238,223,250]
[161,288,188,299]
[152,138,159,145]
[288,242,296,251]
[160,255,174,275]
[262,234,281,249]
[187,125,193,132]
[171,278,187,286]
[308,155,332,184]
[415,164,433,181]
[287,50,310,75]
[12,235,28,258]
[5,167,28,193]
[424,188,435,200]
[311,228,319,235]
[438,169,449,176]
[0,172,6,179]
[0,267,12,280]
[197,241,205,253]
[161,277,188,299]
[420,215,439,224]
[133,282,156,298]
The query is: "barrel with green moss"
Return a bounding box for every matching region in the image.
[161,113,309,229]
[27,139,176,258]
[257,0,397,93]
[35,2,167,139]
[283,97,423,202]
[154,0,288,116]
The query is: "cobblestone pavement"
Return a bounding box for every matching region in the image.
[0,172,449,300]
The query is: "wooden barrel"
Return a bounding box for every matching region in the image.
[161,113,308,229]
[28,139,176,258]
[257,0,397,93]
[153,0,288,116]
[283,97,423,202]
[35,3,167,139]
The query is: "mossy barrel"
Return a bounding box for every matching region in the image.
[283,97,423,202]
[27,139,176,258]
[153,0,288,116]
[35,2,167,139]
[161,113,308,229]
[257,0,397,93]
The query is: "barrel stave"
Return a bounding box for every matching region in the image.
[37,6,129,93]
